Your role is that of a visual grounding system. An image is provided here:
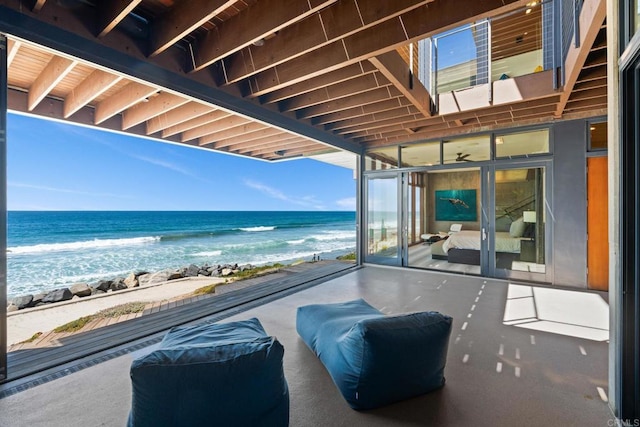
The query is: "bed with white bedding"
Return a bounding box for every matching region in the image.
[441,230,523,253]
[437,229,525,266]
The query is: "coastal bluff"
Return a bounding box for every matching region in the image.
[7,262,255,312]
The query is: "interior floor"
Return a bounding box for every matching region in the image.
[408,242,482,274]
[0,266,611,426]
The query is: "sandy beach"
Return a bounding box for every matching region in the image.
[6,276,227,346]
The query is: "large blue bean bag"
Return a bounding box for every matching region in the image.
[296,299,452,410]
[128,318,289,427]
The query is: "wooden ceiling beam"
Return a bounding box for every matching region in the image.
[368,50,432,118]
[198,122,270,146]
[233,137,309,155]
[220,0,432,85]
[122,92,190,130]
[32,0,46,12]
[224,134,302,152]
[244,141,321,157]
[191,0,337,72]
[311,97,414,125]
[146,102,215,135]
[338,112,425,135]
[297,86,403,119]
[244,0,528,97]
[325,105,421,131]
[555,0,606,117]
[64,70,122,118]
[260,61,377,103]
[28,55,77,111]
[162,110,232,138]
[94,82,158,124]
[6,38,20,67]
[148,0,237,57]
[182,115,252,142]
[280,72,390,112]
[208,127,285,149]
[97,0,142,38]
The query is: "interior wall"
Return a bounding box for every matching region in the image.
[552,119,588,288]
[428,170,481,232]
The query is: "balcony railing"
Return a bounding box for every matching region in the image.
[414,0,586,112]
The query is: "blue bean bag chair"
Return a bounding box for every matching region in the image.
[128,318,289,427]
[296,299,452,410]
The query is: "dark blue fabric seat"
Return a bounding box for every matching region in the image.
[296,299,452,410]
[128,318,289,427]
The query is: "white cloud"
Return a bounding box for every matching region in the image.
[244,179,326,210]
[9,182,135,199]
[336,197,356,210]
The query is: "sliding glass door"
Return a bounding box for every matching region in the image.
[484,162,552,281]
[365,175,400,265]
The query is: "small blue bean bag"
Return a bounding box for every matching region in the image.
[128,318,289,427]
[296,299,452,410]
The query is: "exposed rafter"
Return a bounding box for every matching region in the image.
[121,92,189,130]
[146,102,214,135]
[161,110,232,138]
[244,0,528,96]
[6,38,20,67]
[219,0,432,84]
[148,0,237,57]
[190,0,337,72]
[97,0,143,38]
[94,82,158,124]
[555,0,606,117]
[28,56,77,111]
[64,70,122,118]
[368,50,432,118]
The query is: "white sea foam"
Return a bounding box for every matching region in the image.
[311,231,357,241]
[7,236,161,255]
[286,239,306,245]
[193,250,223,257]
[237,226,276,232]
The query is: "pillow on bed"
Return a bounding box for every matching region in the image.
[509,217,525,237]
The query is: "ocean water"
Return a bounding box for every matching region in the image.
[7,211,356,298]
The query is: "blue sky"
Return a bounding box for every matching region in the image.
[7,113,356,211]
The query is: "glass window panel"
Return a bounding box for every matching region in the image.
[490,4,544,81]
[367,177,398,259]
[636,0,640,33]
[434,22,488,94]
[495,167,546,274]
[365,147,399,170]
[589,122,607,150]
[401,142,441,167]
[495,129,549,158]
[443,135,490,164]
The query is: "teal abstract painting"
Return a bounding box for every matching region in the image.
[435,189,477,221]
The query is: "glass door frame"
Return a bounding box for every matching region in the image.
[481,160,554,282]
[364,172,402,266]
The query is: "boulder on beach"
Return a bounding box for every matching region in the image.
[138,270,176,286]
[185,264,200,277]
[70,283,92,297]
[7,303,18,313]
[12,295,33,309]
[93,280,112,292]
[42,288,73,304]
[109,279,128,292]
[167,271,183,281]
[124,272,139,288]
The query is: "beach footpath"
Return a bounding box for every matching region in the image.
[6,276,226,346]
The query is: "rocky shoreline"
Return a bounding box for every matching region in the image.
[7,262,259,312]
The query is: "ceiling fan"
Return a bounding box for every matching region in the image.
[455,152,472,162]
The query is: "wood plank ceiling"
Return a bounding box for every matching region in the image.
[0,0,607,163]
